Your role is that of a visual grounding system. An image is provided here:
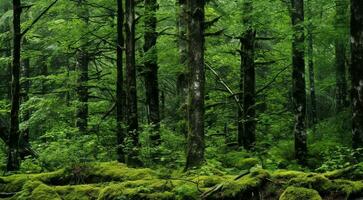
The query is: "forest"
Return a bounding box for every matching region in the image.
[0,0,363,199]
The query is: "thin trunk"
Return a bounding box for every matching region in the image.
[291,0,307,165]
[335,0,349,112]
[116,0,126,163]
[176,0,188,137]
[125,0,141,166]
[185,0,205,169]
[41,60,48,94]
[237,39,244,147]
[7,0,22,171]
[351,0,363,148]
[307,0,317,126]
[21,38,30,149]
[241,0,256,150]
[75,1,89,133]
[144,0,160,140]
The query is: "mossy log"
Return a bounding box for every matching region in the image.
[1,161,363,200]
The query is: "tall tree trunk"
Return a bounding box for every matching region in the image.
[351,0,363,148]
[125,0,141,166]
[116,0,126,163]
[40,59,48,95]
[185,0,205,169]
[75,1,89,133]
[144,0,161,140]
[21,38,30,149]
[291,0,307,165]
[7,0,22,171]
[335,0,349,112]
[239,0,256,150]
[307,0,317,126]
[176,0,188,137]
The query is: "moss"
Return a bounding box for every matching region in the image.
[272,170,306,180]
[0,174,33,193]
[279,186,322,200]
[193,175,226,188]
[210,168,269,199]
[54,184,101,200]
[98,183,175,200]
[11,181,61,200]
[30,184,61,200]
[324,163,363,181]
[220,151,259,169]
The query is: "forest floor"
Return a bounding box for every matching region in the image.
[1,161,363,200]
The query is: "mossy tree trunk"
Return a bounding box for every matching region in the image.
[335,0,349,112]
[351,0,363,148]
[185,0,205,169]
[290,0,307,165]
[144,0,161,142]
[7,0,22,171]
[125,0,142,166]
[116,0,126,163]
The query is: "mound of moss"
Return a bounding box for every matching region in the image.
[1,162,363,200]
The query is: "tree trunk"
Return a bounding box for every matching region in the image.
[335,0,349,112]
[116,0,126,163]
[21,38,30,149]
[144,0,161,141]
[7,0,22,171]
[125,0,142,166]
[239,0,256,150]
[75,1,89,133]
[185,0,205,169]
[290,0,307,165]
[351,0,363,148]
[307,0,317,126]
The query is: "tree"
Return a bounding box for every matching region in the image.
[351,0,363,148]
[185,0,205,169]
[290,0,307,164]
[125,0,141,166]
[116,0,126,163]
[75,1,90,133]
[7,0,22,171]
[238,0,256,150]
[335,0,349,112]
[307,0,317,126]
[143,0,161,140]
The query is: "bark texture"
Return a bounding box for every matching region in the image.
[185,0,205,169]
[144,0,161,141]
[126,0,142,166]
[116,0,126,163]
[335,0,349,111]
[307,0,317,126]
[238,0,256,150]
[7,0,22,171]
[290,0,307,165]
[351,0,363,148]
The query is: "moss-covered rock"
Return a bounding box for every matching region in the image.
[324,163,363,181]
[279,186,322,200]
[54,184,101,200]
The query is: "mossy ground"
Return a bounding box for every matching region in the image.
[1,161,363,200]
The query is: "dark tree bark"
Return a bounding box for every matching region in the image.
[116,0,126,163]
[307,0,317,126]
[144,0,161,140]
[238,0,256,150]
[75,1,89,133]
[7,0,22,171]
[125,0,142,166]
[21,38,30,148]
[185,0,205,169]
[335,0,349,112]
[290,0,307,165]
[351,0,363,148]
